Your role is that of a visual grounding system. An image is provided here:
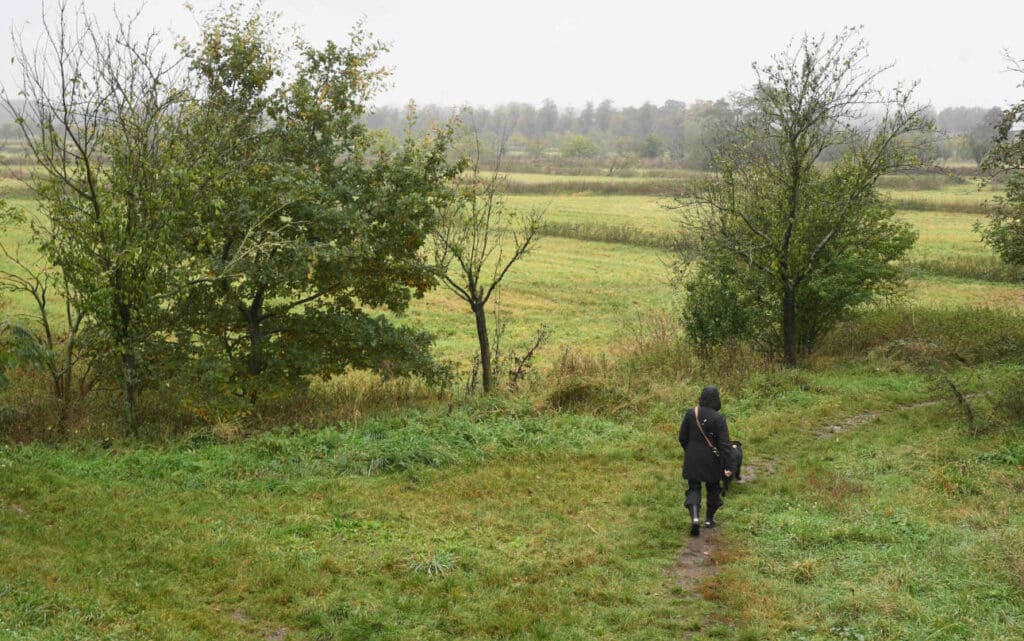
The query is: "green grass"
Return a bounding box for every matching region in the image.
[406,235,675,369]
[2,169,1024,639]
[3,364,1022,640]
[718,371,1024,641]
[0,401,701,640]
[507,194,678,234]
[0,198,54,319]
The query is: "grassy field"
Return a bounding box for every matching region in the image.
[407,235,675,364]
[1,167,1023,640]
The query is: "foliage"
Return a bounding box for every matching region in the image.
[673,28,927,363]
[978,55,1024,268]
[0,2,464,427]
[2,0,193,433]
[817,305,1024,368]
[0,202,91,433]
[560,133,600,159]
[165,5,462,405]
[964,106,1003,166]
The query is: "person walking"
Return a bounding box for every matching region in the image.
[679,385,733,536]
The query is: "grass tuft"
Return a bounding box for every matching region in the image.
[408,551,458,577]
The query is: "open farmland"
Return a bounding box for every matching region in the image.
[404,178,1024,374]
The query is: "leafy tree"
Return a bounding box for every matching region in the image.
[560,134,600,159]
[639,133,664,159]
[595,99,615,133]
[680,99,737,169]
[577,101,595,134]
[431,141,543,393]
[171,5,461,404]
[673,28,928,364]
[966,107,1004,166]
[537,99,559,136]
[2,0,192,432]
[979,55,1024,267]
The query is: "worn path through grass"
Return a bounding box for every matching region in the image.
[689,365,1024,641]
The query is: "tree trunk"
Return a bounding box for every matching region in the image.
[243,290,267,405]
[472,302,492,393]
[782,281,798,366]
[114,297,139,436]
[122,349,139,436]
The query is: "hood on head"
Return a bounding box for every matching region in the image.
[699,385,721,411]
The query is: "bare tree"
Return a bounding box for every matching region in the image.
[0,209,89,432]
[431,133,543,393]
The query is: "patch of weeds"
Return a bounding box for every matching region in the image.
[408,551,458,577]
[791,559,818,584]
[939,365,1024,436]
[977,442,1024,466]
[904,255,1024,283]
[828,625,868,641]
[819,305,1024,368]
[885,514,933,548]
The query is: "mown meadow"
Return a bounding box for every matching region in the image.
[1,161,1023,640]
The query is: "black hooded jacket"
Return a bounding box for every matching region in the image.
[678,386,732,482]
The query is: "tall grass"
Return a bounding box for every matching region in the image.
[903,255,1024,283]
[891,195,989,214]
[506,177,683,196]
[818,305,1024,367]
[876,172,971,191]
[538,220,680,250]
[539,309,777,418]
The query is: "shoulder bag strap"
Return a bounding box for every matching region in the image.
[694,406,719,453]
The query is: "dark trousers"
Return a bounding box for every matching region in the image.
[685,479,723,515]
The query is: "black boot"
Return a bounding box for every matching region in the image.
[689,505,701,536]
[705,507,718,529]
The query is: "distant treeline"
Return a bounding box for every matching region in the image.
[1,99,1005,172]
[364,100,1005,171]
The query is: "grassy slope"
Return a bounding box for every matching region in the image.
[1,175,1023,640]
[2,366,1021,640]
[1,407,695,640]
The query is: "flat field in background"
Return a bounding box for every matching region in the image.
[408,176,1023,373]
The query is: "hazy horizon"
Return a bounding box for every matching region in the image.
[2,0,1022,112]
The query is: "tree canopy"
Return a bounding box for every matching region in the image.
[1,0,462,429]
[674,28,929,364]
[979,55,1024,268]
[169,6,461,404]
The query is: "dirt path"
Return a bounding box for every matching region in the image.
[816,398,947,438]
[667,461,768,587]
[668,397,949,614]
[668,524,722,587]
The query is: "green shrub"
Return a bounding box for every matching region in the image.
[945,366,1024,436]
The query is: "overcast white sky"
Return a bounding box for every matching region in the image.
[2,0,1023,111]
